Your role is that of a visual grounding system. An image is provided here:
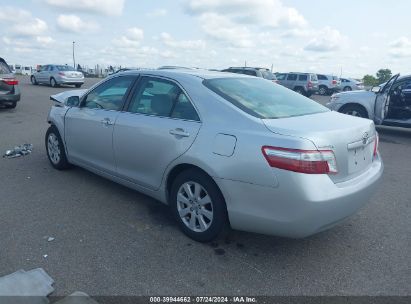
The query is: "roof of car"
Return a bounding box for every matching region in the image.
[114,68,251,80]
[226,67,270,70]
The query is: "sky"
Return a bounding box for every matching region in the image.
[0,0,410,78]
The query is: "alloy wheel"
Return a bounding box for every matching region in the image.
[176,181,214,233]
[47,133,61,164]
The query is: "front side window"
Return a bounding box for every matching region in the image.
[204,77,328,119]
[317,75,326,80]
[243,70,257,76]
[276,73,286,80]
[261,70,276,80]
[83,76,134,110]
[128,77,199,120]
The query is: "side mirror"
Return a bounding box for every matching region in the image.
[371,86,381,93]
[66,96,80,107]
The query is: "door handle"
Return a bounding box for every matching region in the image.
[101,118,113,126]
[169,128,190,137]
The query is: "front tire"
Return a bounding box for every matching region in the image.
[343,86,352,92]
[50,78,58,87]
[31,76,38,85]
[45,126,71,170]
[170,169,228,242]
[340,104,368,118]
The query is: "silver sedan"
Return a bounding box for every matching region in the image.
[46,70,383,242]
[31,64,84,88]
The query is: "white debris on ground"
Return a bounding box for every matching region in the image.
[2,144,33,158]
[0,269,99,304]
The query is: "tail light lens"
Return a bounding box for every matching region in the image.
[373,133,379,160]
[262,146,338,174]
[307,81,313,88]
[0,78,19,85]
[332,80,337,85]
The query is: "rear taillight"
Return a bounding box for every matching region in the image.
[373,133,379,160]
[0,78,19,85]
[332,80,337,85]
[307,81,313,88]
[58,72,65,76]
[262,146,338,174]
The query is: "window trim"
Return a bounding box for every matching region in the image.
[123,74,201,122]
[79,75,138,112]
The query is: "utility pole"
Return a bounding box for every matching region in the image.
[72,41,76,69]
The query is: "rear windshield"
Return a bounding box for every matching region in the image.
[203,78,328,119]
[56,65,75,71]
[261,70,277,80]
[310,74,318,81]
[0,60,12,74]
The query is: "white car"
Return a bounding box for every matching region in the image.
[327,74,411,128]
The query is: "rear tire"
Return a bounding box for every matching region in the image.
[45,126,71,170]
[294,87,305,95]
[343,86,352,92]
[318,86,328,95]
[31,76,38,85]
[75,84,82,88]
[170,169,228,242]
[340,104,368,118]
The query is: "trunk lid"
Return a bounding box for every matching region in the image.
[262,111,377,183]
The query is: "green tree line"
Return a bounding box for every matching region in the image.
[362,69,392,86]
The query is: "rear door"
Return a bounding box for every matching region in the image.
[285,73,297,89]
[113,76,201,190]
[374,74,399,125]
[0,58,15,97]
[64,75,136,173]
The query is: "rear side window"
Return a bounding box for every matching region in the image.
[203,78,328,119]
[0,60,12,74]
[317,74,327,80]
[276,73,286,80]
[298,75,308,81]
[261,70,277,80]
[287,74,297,81]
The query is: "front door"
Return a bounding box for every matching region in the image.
[113,76,201,190]
[374,74,399,125]
[64,75,136,174]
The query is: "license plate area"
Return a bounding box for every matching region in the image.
[347,141,373,174]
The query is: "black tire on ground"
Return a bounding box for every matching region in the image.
[170,168,228,242]
[45,126,71,170]
[343,86,352,91]
[340,104,368,118]
[31,76,38,85]
[294,87,305,95]
[318,86,328,95]
[50,78,58,88]
[75,84,82,88]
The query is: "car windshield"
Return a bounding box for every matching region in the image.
[56,65,75,71]
[203,78,329,119]
[260,70,277,80]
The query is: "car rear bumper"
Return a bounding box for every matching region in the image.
[0,89,21,104]
[216,155,383,238]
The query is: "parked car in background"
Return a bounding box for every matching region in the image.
[326,74,411,128]
[45,69,382,242]
[0,57,20,109]
[22,66,32,76]
[340,78,364,91]
[31,64,84,88]
[317,74,341,95]
[276,72,318,97]
[221,67,278,83]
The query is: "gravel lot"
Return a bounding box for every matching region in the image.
[0,76,410,296]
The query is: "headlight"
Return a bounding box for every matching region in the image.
[330,95,340,102]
